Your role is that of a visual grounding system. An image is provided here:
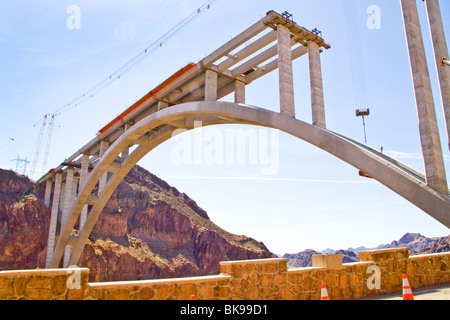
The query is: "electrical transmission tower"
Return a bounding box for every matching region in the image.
[11,155,30,175]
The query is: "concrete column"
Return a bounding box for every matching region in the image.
[44,180,52,207]
[158,101,169,111]
[62,169,75,226]
[45,173,62,268]
[79,154,90,230]
[98,141,109,195]
[235,80,246,104]
[122,124,132,161]
[205,69,218,101]
[308,41,326,128]
[401,0,448,194]
[58,182,65,216]
[277,24,295,118]
[425,0,450,150]
[62,168,75,268]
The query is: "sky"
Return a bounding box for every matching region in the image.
[0,0,449,255]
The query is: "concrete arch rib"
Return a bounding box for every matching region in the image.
[50,101,450,268]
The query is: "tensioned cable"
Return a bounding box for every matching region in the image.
[343,0,369,109]
[29,0,218,177]
[47,0,218,118]
[68,0,172,101]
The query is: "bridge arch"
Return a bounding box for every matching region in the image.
[49,101,450,268]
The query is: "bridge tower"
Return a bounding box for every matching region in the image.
[424,0,450,151]
[400,0,448,194]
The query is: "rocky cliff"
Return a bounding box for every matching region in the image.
[0,170,48,271]
[0,166,273,281]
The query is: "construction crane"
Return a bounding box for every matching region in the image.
[41,114,56,176]
[30,114,56,179]
[28,0,217,180]
[30,114,48,178]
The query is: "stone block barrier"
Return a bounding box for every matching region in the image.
[0,248,448,300]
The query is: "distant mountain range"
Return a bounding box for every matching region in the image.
[283,233,450,268]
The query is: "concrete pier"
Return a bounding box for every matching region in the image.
[44,180,52,207]
[425,0,450,150]
[205,69,218,101]
[98,141,109,195]
[234,80,246,104]
[401,0,448,194]
[62,168,76,268]
[45,173,62,268]
[79,154,90,230]
[158,101,169,111]
[308,41,326,128]
[277,24,295,118]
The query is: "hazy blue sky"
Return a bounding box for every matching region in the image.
[1,0,449,254]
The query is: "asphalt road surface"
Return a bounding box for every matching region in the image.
[363,284,450,300]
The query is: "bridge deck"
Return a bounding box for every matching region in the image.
[37,10,330,185]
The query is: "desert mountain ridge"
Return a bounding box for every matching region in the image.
[282,232,450,268]
[0,166,273,282]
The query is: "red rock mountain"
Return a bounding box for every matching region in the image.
[0,166,273,281]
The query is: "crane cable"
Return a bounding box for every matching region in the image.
[51,0,218,117]
[29,0,218,178]
[343,0,370,148]
[343,0,369,110]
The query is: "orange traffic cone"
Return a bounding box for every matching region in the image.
[402,274,414,300]
[190,295,196,300]
[321,283,330,300]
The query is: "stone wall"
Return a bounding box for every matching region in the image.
[0,248,448,300]
[0,268,90,300]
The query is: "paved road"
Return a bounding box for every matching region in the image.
[364,284,450,300]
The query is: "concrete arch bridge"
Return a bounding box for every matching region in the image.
[37,9,450,269]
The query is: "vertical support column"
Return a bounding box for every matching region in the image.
[205,69,218,101]
[122,124,132,162]
[62,169,75,226]
[98,141,109,196]
[45,173,62,268]
[235,80,246,104]
[44,180,52,207]
[62,168,75,267]
[308,41,326,128]
[277,24,295,118]
[158,101,169,111]
[425,0,450,150]
[401,0,448,194]
[79,154,90,230]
